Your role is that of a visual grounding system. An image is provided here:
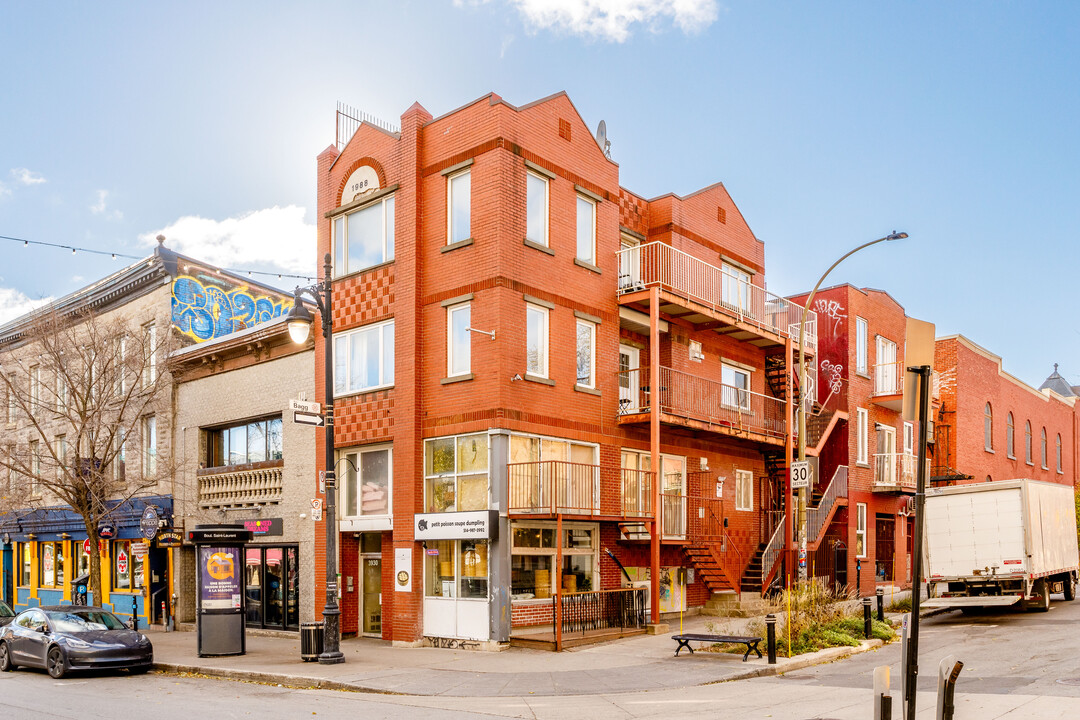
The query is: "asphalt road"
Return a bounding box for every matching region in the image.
[3,597,1080,719]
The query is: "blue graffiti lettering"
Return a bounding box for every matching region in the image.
[171,275,292,343]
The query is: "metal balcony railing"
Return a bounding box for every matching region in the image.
[873,452,916,489]
[618,367,786,439]
[507,460,654,517]
[616,242,817,352]
[872,361,904,396]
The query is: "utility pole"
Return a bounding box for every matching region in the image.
[904,365,932,720]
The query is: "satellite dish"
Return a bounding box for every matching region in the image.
[595,120,611,158]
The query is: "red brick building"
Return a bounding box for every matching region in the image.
[312,92,823,646]
[933,336,1078,488]
[787,285,937,593]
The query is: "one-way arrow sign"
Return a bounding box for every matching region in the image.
[293,410,324,426]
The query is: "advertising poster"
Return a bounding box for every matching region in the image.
[199,546,242,610]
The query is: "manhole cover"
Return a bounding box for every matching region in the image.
[1056,678,1080,686]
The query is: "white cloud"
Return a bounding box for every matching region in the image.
[10,168,46,185]
[460,0,720,42]
[140,205,316,277]
[89,189,123,221]
[0,287,54,326]
[0,182,9,198]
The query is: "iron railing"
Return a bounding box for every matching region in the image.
[874,453,916,489]
[507,460,654,517]
[872,360,903,396]
[559,587,647,638]
[806,465,848,544]
[660,492,687,539]
[618,367,786,439]
[760,520,786,590]
[616,241,817,352]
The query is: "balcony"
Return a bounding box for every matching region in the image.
[507,460,654,520]
[871,361,904,410]
[617,242,817,353]
[618,367,786,445]
[873,452,916,492]
[198,461,284,508]
[659,492,725,541]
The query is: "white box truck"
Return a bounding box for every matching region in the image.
[923,479,1079,612]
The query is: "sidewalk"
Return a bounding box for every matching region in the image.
[145,611,896,697]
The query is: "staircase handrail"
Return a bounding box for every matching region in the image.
[759,519,786,590]
[806,465,849,546]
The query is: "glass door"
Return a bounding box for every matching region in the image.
[619,236,640,290]
[264,548,284,628]
[661,455,686,539]
[619,346,640,413]
[361,555,382,637]
[245,548,262,626]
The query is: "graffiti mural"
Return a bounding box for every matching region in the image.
[819,359,844,395]
[813,298,847,338]
[171,273,292,343]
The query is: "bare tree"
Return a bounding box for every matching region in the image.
[0,307,175,606]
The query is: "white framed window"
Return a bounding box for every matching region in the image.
[1006,412,1015,458]
[735,469,753,511]
[333,194,395,276]
[142,415,156,478]
[29,365,40,409]
[6,373,15,423]
[984,403,993,451]
[333,319,395,395]
[29,439,40,495]
[447,303,471,377]
[855,317,868,374]
[511,521,598,599]
[448,169,471,245]
[857,408,869,465]
[575,195,596,265]
[526,171,549,246]
[721,263,752,312]
[855,503,867,558]
[341,444,392,518]
[142,323,156,388]
[56,368,68,413]
[875,336,898,393]
[903,422,914,454]
[526,304,549,378]
[721,363,750,410]
[424,432,489,513]
[54,434,66,481]
[575,319,595,388]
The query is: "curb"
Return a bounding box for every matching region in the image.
[706,638,887,684]
[151,662,402,695]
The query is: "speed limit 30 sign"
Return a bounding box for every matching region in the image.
[790,460,812,489]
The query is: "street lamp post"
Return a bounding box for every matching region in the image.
[286,252,345,664]
[795,232,907,582]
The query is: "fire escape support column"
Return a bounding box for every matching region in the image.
[784,336,794,590]
[649,286,662,626]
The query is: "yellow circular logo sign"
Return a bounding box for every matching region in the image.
[396,570,410,586]
[206,552,235,580]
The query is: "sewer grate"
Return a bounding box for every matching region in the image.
[1056,678,1080,686]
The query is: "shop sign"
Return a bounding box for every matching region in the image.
[117,549,129,575]
[131,542,149,559]
[199,546,242,610]
[241,518,283,537]
[394,547,412,592]
[155,531,184,547]
[414,510,499,541]
[140,506,161,540]
[187,527,253,544]
[98,524,117,539]
[83,538,91,554]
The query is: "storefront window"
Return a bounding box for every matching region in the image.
[424,433,488,512]
[112,540,144,591]
[511,523,597,599]
[74,541,91,578]
[424,539,489,600]
[39,542,65,587]
[18,543,32,586]
[245,545,300,630]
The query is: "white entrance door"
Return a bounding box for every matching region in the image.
[619,236,640,290]
[661,455,686,539]
[876,337,898,394]
[876,426,896,485]
[619,345,641,413]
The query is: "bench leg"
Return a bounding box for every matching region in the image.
[674,639,693,657]
[742,644,752,662]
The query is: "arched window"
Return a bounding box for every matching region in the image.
[1041,428,1048,469]
[985,475,992,483]
[1025,421,1032,464]
[1057,434,1063,473]
[984,403,993,450]
[1006,413,1015,458]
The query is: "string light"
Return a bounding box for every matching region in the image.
[1,233,317,282]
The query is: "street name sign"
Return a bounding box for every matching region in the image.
[289,398,321,414]
[293,410,324,426]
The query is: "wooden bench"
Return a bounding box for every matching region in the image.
[672,633,763,662]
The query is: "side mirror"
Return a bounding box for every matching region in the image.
[36,625,48,634]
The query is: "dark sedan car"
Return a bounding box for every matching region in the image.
[0,600,14,627]
[0,605,153,678]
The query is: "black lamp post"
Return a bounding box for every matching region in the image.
[286,252,344,664]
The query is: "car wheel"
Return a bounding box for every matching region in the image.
[1065,574,1077,602]
[47,647,67,679]
[1027,581,1051,613]
[0,642,14,672]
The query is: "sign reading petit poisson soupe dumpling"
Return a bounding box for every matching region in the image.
[413,510,499,541]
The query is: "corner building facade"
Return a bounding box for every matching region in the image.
[315,93,822,645]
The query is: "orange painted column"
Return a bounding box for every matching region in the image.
[784,337,794,589]
[649,287,661,624]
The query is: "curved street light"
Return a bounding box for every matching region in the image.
[795,231,908,582]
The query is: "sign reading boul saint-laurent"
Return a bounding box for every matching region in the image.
[413,510,499,541]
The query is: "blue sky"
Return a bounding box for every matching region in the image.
[1,1,1077,390]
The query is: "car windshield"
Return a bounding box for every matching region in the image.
[0,600,14,617]
[46,610,127,632]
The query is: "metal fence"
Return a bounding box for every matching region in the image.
[559,587,647,638]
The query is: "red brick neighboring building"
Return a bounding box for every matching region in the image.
[312,92,825,645]
[933,336,1079,488]
[787,285,937,593]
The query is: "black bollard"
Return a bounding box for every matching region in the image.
[879,692,892,720]
[863,597,872,638]
[856,558,862,597]
[765,614,777,664]
[132,596,138,631]
[876,587,885,622]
